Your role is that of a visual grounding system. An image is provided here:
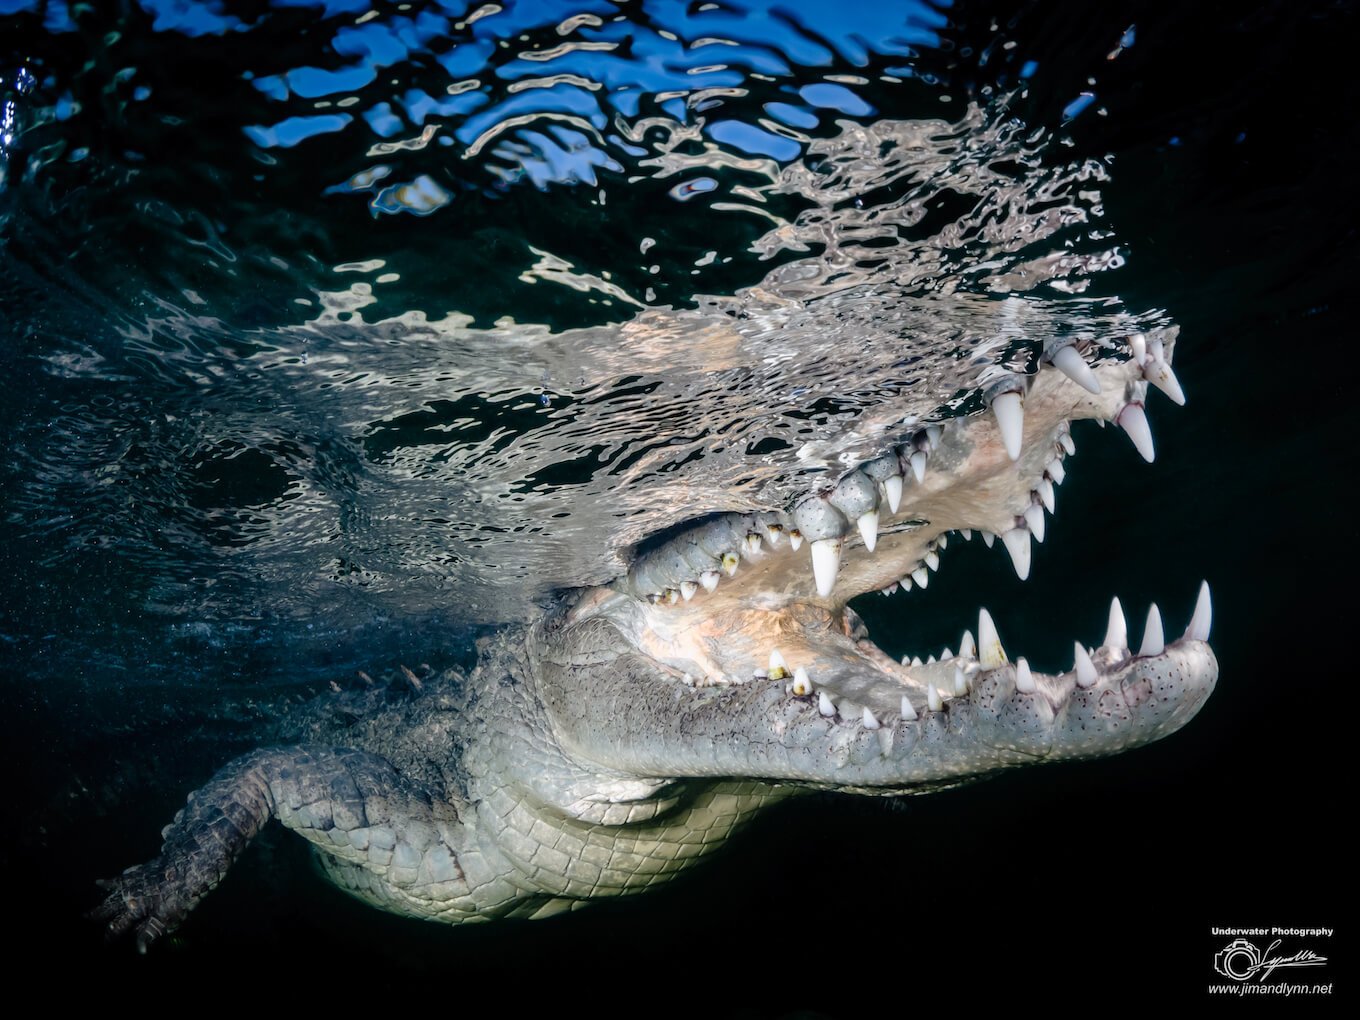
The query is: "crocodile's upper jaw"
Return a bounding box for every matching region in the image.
[543,330,1217,792]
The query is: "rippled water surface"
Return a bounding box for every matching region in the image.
[3,0,1180,633]
[1,0,1353,1003]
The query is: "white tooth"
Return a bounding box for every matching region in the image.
[680,580,698,601]
[1000,527,1031,580]
[940,647,954,660]
[924,550,940,571]
[978,608,1007,669]
[910,450,927,483]
[926,425,942,448]
[911,567,929,588]
[1047,459,1066,485]
[810,538,840,597]
[884,475,903,513]
[936,533,947,550]
[1023,504,1046,543]
[1037,477,1055,513]
[1130,332,1147,365]
[769,650,788,674]
[721,552,740,576]
[953,666,968,696]
[858,510,879,552]
[1104,597,1127,649]
[1074,642,1098,688]
[981,530,995,548]
[1059,431,1076,456]
[900,695,918,721]
[1150,337,1164,362]
[818,691,836,717]
[1118,402,1155,462]
[910,656,923,667]
[666,589,680,604]
[1144,357,1186,405]
[991,391,1024,461]
[765,526,783,547]
[958,629,977,660]
[862,706,880,730]
[927,683,943,712]
[1050,345,1101,394]
[789,530,804,551]
[744,533,762,556]
[1139,604,1165,656]
[700,570,721,592]
[1185,581,1212,642]
[792,666,812,696]
[899,575,913,592]
[880,582,899,596]
[927,655,939,666]
[960,528,973,540]
[1014,656,1036,694]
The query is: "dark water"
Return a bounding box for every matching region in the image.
[1,0,1352,1009]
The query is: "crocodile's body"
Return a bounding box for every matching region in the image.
[95,339,1216,949]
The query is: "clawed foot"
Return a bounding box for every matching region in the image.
[89,860,194,953]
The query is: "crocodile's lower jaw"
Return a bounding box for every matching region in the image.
[564,330,1216,786]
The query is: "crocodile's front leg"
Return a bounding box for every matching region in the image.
[91,746,466,951]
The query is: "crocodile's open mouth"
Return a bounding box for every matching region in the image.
[569,329,1216,775]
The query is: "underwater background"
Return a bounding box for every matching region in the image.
[1,0,1352,1009]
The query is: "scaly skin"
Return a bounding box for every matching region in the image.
[94,331,1217,951]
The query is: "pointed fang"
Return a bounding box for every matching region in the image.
[1185,581,1212,642]
[1104,597,1128,649]
[1050,345,1101,394]
[858,510,879,553]
[991,391,1024,461]
[700,570,720,593]
[1023,504,1046,543]
[953,666,968,697]
[884,475,903,514]
[978,608,1007,669]
[1074,643,1098,688]
[1014,657,1036,694]
[680,580,697,601]
[789,530,803,551]
[791,666,812,696]
[910,450,927,483]
[810,538,841,598]
[1144,356,1186,405]
[1139,604,1165,656]
[900,695,918,721]
[1000,527,1031,580]
[721,552,740,576]
[1037,477,1055,513]
[926,683,943,712]
[862,706,880,730]
[958,629,977,661]
[1118,402,1155,462]
[818,691,836,717]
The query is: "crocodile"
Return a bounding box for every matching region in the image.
[92,328,1216,951]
